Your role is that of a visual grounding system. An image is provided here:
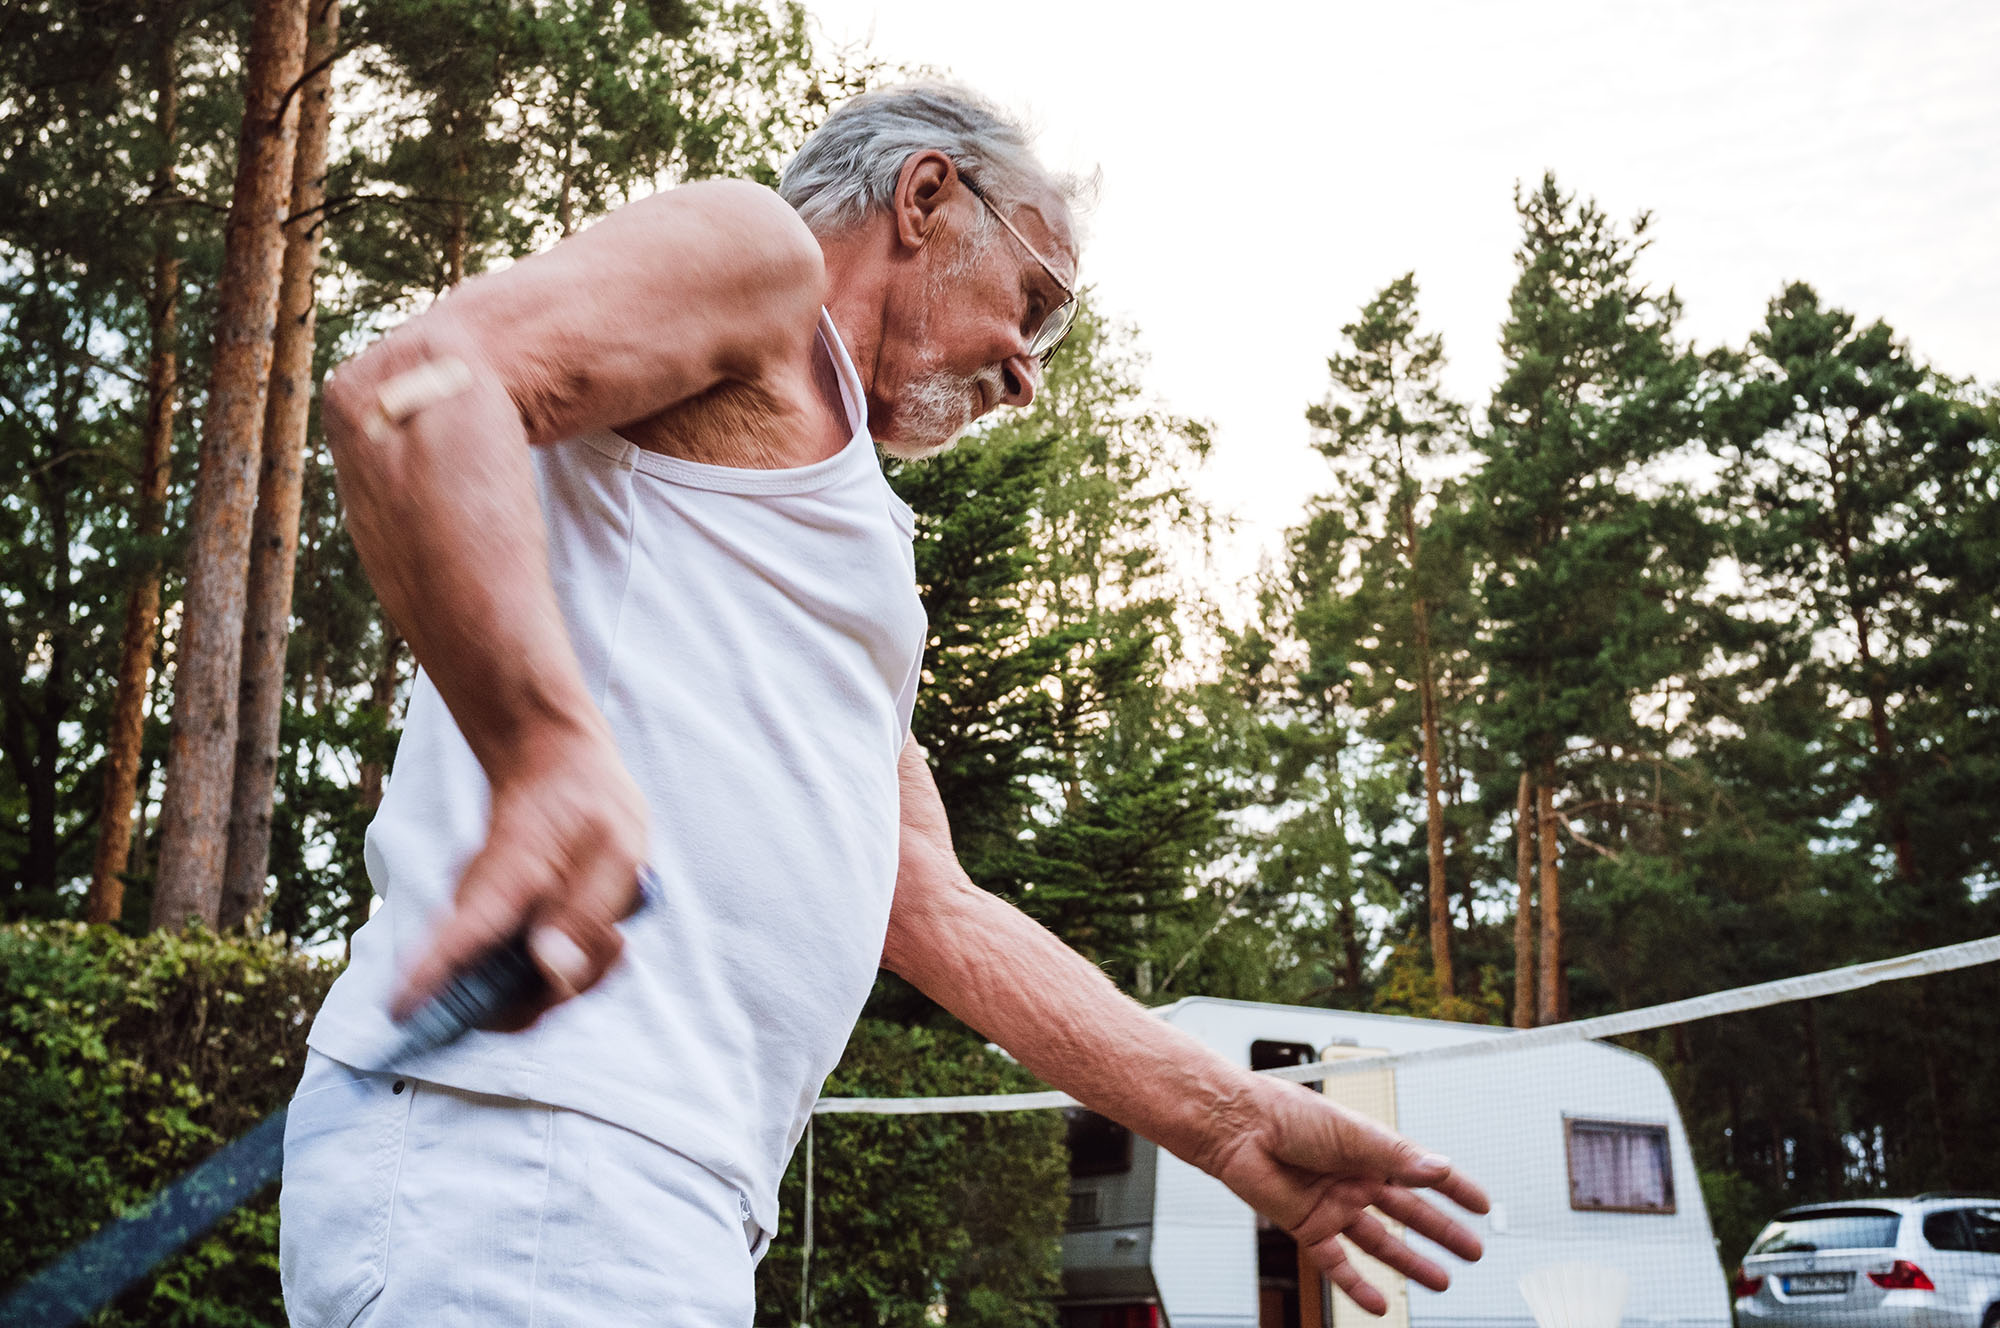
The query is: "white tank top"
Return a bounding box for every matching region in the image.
[308,311,926,1233]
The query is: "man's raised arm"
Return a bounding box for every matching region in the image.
[321,181,827,1023]
[881,737,1490,1318]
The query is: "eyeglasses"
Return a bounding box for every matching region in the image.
[961,175,1079,368]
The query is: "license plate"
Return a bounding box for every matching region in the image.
[1786,1272,1850,1295]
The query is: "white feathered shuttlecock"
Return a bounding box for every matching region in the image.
[1518,1262,1629,1328]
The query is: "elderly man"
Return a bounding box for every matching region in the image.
[279,84,1487,1326]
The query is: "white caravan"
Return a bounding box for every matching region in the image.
[1058,997,1732,1328]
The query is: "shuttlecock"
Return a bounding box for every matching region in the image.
[1519,1262,1628,1328]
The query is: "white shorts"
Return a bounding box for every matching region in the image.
[279,1050,766,1328]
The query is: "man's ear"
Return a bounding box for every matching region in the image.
[893,150,959,253]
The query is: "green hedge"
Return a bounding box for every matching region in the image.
[3,927,1068,1325]
[0,922,337,1326]
[756,1019,1068,1328]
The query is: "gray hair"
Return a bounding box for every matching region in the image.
[779,83,1077,236]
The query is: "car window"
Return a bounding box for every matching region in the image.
[1924,1210,1971,1252]
[1967,1207,2000,1256]
[1750,1210,1901,1255]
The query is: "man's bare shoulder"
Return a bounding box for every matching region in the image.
[588,180,824,295]
[417,179,828,445]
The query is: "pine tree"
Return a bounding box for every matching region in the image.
[90,0,189,925]
[1719,284,1996,904]
[1,0,200,916]
[1470,174,1712,1024]
[1301,274,1476,1003]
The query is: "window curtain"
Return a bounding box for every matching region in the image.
[1571,1124,1669,1209]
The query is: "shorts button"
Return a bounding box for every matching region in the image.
[392,1080,407,1095]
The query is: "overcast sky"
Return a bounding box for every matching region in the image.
[804,0,2000,593]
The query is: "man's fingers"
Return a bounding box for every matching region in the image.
[1375,1184,1487,1263]
[1339,1209,1452,1293]
[525,908,624,1002]
[519,843,636,1007]
[1312,1239,1387,1317]
[1418,1165,1490,1217]
[1364,1123,1489,1216]
[529,925,593,998]
[391,842,544,1019]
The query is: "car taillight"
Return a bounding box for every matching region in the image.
[1730,1268,1764,1299]
[1868,1260,1935,1291]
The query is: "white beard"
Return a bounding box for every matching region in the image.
[884,364,998,460]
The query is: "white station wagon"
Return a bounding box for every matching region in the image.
[1732,1197,2000,1328]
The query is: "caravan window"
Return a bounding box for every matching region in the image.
[1066,1108,1132,1178]
[1564,1119,1675,1213]
[1250,1041,1317,1073]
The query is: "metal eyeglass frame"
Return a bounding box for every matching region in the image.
[961,175,1079,368]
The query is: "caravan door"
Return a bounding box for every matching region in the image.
[1308,1044,1407,1328]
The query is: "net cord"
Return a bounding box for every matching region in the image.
[810,932,2000,1116]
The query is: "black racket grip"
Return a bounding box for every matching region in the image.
[390,865,663,1059]
[393,933,544,1055]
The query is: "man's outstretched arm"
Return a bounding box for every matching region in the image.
[880,737,1489,1318]
[322,180,827,1023]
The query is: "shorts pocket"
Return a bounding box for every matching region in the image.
[279,1054,410,1328]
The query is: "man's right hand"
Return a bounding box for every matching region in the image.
[390,723,650,1030]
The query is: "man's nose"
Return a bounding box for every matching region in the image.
[998,353,1038,411]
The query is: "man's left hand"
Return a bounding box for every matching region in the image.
[1201,1073,1491,1317]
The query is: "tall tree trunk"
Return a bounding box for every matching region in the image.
[1913,985,1953,1184]
[1800,1000,1836,1195]
[1535,773,1562,1026]
[356,633,402,813]
[1852,612,1917,885]
[444,144,468,288]
[1831,468,1918,886]
[151,0,310,931]
[221,0,340,932]
[1340,892,1365,995]
[9,251,84,909]
[1513,771,1536,1028]
[1414,594,1452,1001]
[347,632,402,956]
[90,10,183,925]
[1725,1073,1743,1174]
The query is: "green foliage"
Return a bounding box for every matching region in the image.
[755,1021,1066,1328]
[0,922,337,1325]
[1698,1167,1767,1271]
[1714,283,2000,899]
[1230,174,1997,1220]
[893,300,1227,994]
[0,0,226,914]
[1472,173,1715,778]
[332,0,828,302]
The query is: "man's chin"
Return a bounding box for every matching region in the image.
[875,411,972,461]
[878,431,965,462]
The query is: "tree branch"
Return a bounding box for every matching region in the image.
[1556,814,1622,862]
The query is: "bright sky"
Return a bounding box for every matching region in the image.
[804,0,2000,595]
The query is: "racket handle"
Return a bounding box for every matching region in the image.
[394,865,664,1056]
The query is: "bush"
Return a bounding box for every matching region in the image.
[2,928,1068,1326]
[755,1019,1068,1328]
[0,922,337,1326]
